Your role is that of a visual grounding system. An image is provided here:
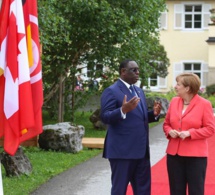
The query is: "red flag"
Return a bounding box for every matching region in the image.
[0,0,43,155]
[0,0,10,138]
[20,0,43,142]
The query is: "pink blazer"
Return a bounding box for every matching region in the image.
[163,94,215,157]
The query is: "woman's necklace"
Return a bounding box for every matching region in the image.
[183,102,190,105]
[183,95,194,105]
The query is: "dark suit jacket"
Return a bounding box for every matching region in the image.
[101,79,158,159]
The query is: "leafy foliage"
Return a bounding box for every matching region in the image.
[38,0,169,121]
[145,89,176,101]
[206,84,215,96]
[207,95,215,108]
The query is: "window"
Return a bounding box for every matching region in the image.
[159,11,168,30]
[148,72,158,87]
[87,64,103,78]
[184,5,202,29]
[184,63,201,78]
[143,74,167,90]
[174,4,211,30]
[174,62,208,88]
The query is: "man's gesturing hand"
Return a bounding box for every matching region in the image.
[121,95,140,114]
[153,100,162,116]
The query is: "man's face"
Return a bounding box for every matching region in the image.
[121,61,139,85]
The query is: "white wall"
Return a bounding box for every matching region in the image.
[159,0,215,90]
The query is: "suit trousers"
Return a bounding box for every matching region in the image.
[109,157,151,195]
[167,154,207,195]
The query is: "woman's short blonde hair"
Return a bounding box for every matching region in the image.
[176,73,201,94]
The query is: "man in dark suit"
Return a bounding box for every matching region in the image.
[100,59,161,195]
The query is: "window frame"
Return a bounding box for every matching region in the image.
[183,62,202,79]
[174,61,208,88]
[174,3,211,31]
[142,75,167,90]
[184,4,202,29]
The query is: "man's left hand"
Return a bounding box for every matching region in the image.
[153,100,162,116]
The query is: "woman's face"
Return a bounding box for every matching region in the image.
[175,78,189,97]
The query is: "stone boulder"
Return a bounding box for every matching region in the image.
[38,122,85,153]
[89,109,107,130]
[0,147,32,177]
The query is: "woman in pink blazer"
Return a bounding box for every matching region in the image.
[163,73,215,195]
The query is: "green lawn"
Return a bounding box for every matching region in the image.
[1,111,163,195]
[1,148,102,195]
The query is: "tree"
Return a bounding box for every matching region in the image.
[38,0,169,121]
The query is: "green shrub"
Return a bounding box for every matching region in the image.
[145,89,215,108]
[207,95,215,108]
[145,88,176,101]
[206,84,215,96]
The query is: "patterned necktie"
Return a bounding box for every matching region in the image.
[129,85,143,114]
[129,85,136,97]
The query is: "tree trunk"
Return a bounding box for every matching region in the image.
[44,82,59,105]
[58,74,64,122]
[71,73,76,122]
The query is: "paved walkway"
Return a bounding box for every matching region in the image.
[31,123,168,195]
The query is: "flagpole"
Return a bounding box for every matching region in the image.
[0,162,3,195]
[0,0,2,10]
[0,0,4,191]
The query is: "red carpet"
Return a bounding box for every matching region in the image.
[126,134,215,195]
